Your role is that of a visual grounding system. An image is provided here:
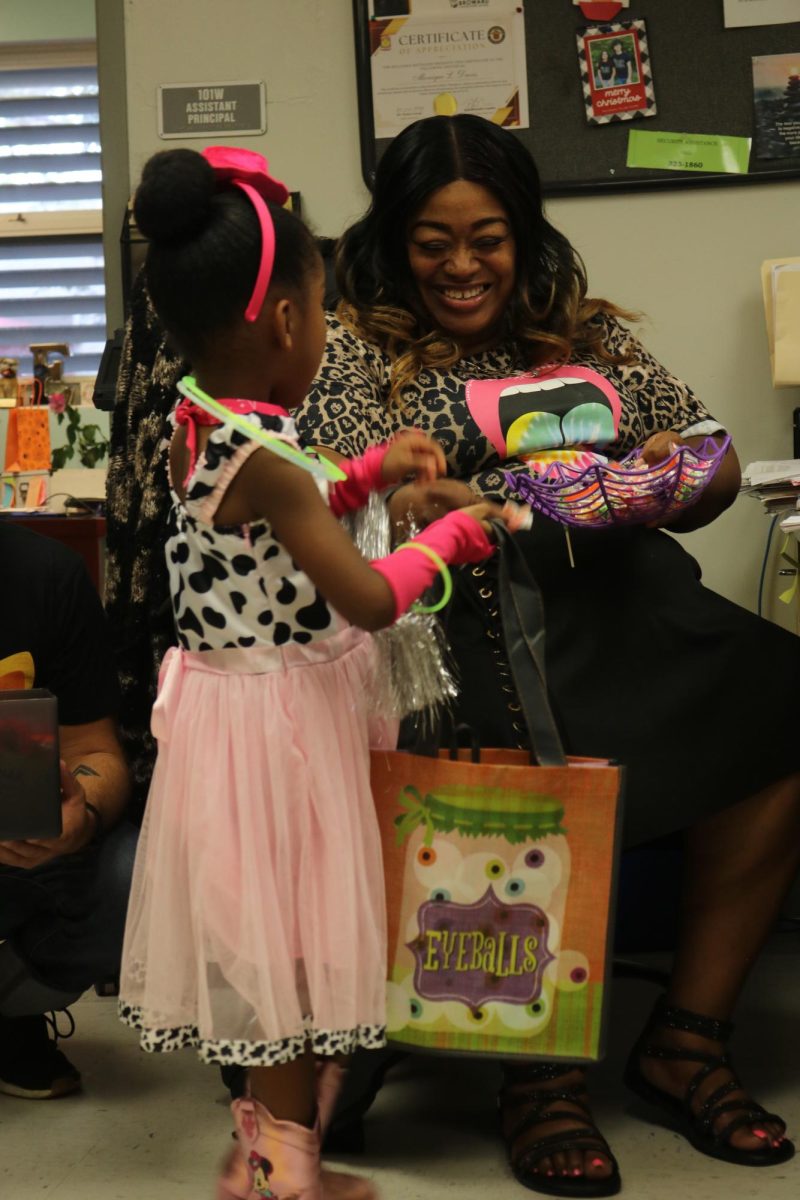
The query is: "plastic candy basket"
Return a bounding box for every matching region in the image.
[505,436,731,530]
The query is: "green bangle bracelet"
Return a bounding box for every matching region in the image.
[394,542,454,614]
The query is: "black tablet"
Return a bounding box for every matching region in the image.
[0,689,62,840]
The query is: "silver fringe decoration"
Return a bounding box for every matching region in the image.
[348,493,458,726]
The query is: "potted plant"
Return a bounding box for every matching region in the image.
[48,391,109,470]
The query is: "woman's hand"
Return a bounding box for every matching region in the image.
[388,478,476,535]
[637,431,741,533]
[381,430,446,485]
[639,430,685,465]
[0,762,94,870]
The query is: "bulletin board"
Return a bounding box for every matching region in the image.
[354,0,800,195]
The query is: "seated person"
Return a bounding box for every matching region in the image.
[0,520,131,1098]
[297,113,800,1191]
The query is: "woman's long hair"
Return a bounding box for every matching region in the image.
[336,115,635,402]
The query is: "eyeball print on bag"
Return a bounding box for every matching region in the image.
[412,837,463,889]
[491,982,554,1034]
[455,850,512,899]
[551,949,591,994]
[404,875,476,945]
[386,783,601,1052]
[436,983,555,1036]
[386,973,439,1032]
[508,837,569,909]
[439,998,496,1034]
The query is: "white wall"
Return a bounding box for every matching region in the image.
[99,0,800,617]
[4,0,95,42]
[120,0,370,240]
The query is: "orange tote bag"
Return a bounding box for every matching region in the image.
[372,527,624,1063]
[4,398,51,473]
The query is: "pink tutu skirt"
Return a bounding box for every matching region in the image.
[119,626,395,1067]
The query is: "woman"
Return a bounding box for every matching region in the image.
[595,49,614,88]
[296,114,800,1195]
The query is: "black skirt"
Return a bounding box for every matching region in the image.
[442,518,800,849]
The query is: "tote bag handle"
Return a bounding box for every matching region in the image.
[492,522,567,768]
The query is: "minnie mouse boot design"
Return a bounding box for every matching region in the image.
[216,1090,378,1200]
[216,1098,322,1200]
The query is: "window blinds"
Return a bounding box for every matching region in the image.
[0,65,101,215]
[0,63,105,378]
[0,236,106,379]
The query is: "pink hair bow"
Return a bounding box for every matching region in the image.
[201,145,290,323]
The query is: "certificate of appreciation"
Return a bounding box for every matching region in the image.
[369,1,529,139]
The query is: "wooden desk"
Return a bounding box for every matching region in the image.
[9,514,107,595]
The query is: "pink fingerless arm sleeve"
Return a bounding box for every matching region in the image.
[328,444,390,517]
[370,509,495,622]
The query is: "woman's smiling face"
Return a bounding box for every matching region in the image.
[406,180,516,353]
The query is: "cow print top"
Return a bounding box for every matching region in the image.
[166,409,342,653]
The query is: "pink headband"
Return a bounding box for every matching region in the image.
[201,145,290,323]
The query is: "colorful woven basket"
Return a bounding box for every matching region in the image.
[505,436,731,529]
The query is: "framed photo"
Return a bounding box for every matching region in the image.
[753,53,800,160]
[577,19,656,126]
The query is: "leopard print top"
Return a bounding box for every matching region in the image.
[296,313,724,500]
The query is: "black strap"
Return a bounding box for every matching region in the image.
[493,523,567,767]
[448,722,481,763]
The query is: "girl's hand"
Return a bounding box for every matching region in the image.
[381,431,446,485]
[387,478,476,535]
[639,431,686,465]
[460,500,513,540]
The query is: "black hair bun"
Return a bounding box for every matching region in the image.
[134,149,216,244]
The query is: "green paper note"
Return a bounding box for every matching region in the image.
[627,130,751,174]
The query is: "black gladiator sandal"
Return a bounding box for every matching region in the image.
[499,1063,621,1197]
[624,996,794,1167]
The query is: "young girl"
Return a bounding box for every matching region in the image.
[117,145,506,1200]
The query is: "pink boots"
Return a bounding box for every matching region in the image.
[216,1098,321,1198]
[215,1064,377,1200]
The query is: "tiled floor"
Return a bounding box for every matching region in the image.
[2,945,798,1199]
